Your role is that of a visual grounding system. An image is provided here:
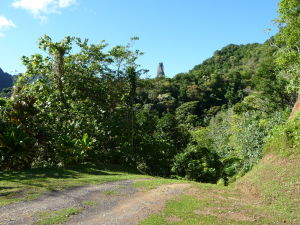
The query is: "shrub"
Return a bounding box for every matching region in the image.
[171,145,222,183]
[0,97,39,170]
[264,113,300,156]
[0,122,37,170]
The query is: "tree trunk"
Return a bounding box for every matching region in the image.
[55,50,69,109]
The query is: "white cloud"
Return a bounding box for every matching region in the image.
[12,0,76,20]
[0,16,16,29]
[0,16,16,37]
[58,0,76,8]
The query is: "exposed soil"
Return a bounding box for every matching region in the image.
[193,209,257,222]
[0,180,190,225]
[184,186,265,223]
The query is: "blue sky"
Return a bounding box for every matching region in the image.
[0,0,279,77]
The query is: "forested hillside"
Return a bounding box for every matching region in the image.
[0,0,299,187]
[0,68,13,94]
[134,41,292,183]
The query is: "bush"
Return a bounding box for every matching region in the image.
[0,97,39,170]
[0,122,37,170]
[264,113,300,156]
[171,145,222,183]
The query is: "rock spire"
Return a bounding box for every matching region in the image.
[157,62,165,78]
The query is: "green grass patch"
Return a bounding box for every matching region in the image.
[0,164,150,207]
[102,190,118,196]
[140,195,246,225]
[235,154,300,224]
[82,200,96,206]
[35,207,81,225]
[133,178,190,190]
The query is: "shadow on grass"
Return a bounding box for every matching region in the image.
[0,163,144,207]
[0,187,16,190]
[0,163,141,185]
[0,168,114,183]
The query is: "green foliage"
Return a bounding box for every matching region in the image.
[0,97,39,170]
[204,108,288,181]
[0,24,294,185]
[175,101,200,127]
[251,58,292,108]
[264,114,300,156]
[275,0,300,94]
[156,113,190,152]
[0,87,13,98]
[171,145,222,183]
[131,110,190,176]
[0,123,36,170]
[190,127,213,150]
[9,35,145,168]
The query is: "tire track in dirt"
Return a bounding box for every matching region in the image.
[0,180,190,225]
[66,183,191,225]
[0,180,137,225]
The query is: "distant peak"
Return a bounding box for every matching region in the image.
[157,62,165,78]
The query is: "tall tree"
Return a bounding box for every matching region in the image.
[275,0,300,94]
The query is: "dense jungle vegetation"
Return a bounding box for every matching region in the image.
[0,0,299,185]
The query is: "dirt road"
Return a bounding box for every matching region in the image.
[0,180,190,225]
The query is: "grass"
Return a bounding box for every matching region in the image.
[102,190,119,196]
[139,154,300,225]
[133,178,191,190]
[82,200,96,206]
[35,207,81,225]
[0,164,149,207]
[140,194,247,225]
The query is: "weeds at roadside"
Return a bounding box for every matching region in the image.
[35,208,81,225]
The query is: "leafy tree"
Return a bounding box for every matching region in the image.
[275,0,300,94]
[12,35,144,167]
[175,101,200,127]
[251,58,292,108]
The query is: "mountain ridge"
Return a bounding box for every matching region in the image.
[0,68,13,91]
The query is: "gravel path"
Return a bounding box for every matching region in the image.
[0,180,190,225]
[66,183,190,225]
